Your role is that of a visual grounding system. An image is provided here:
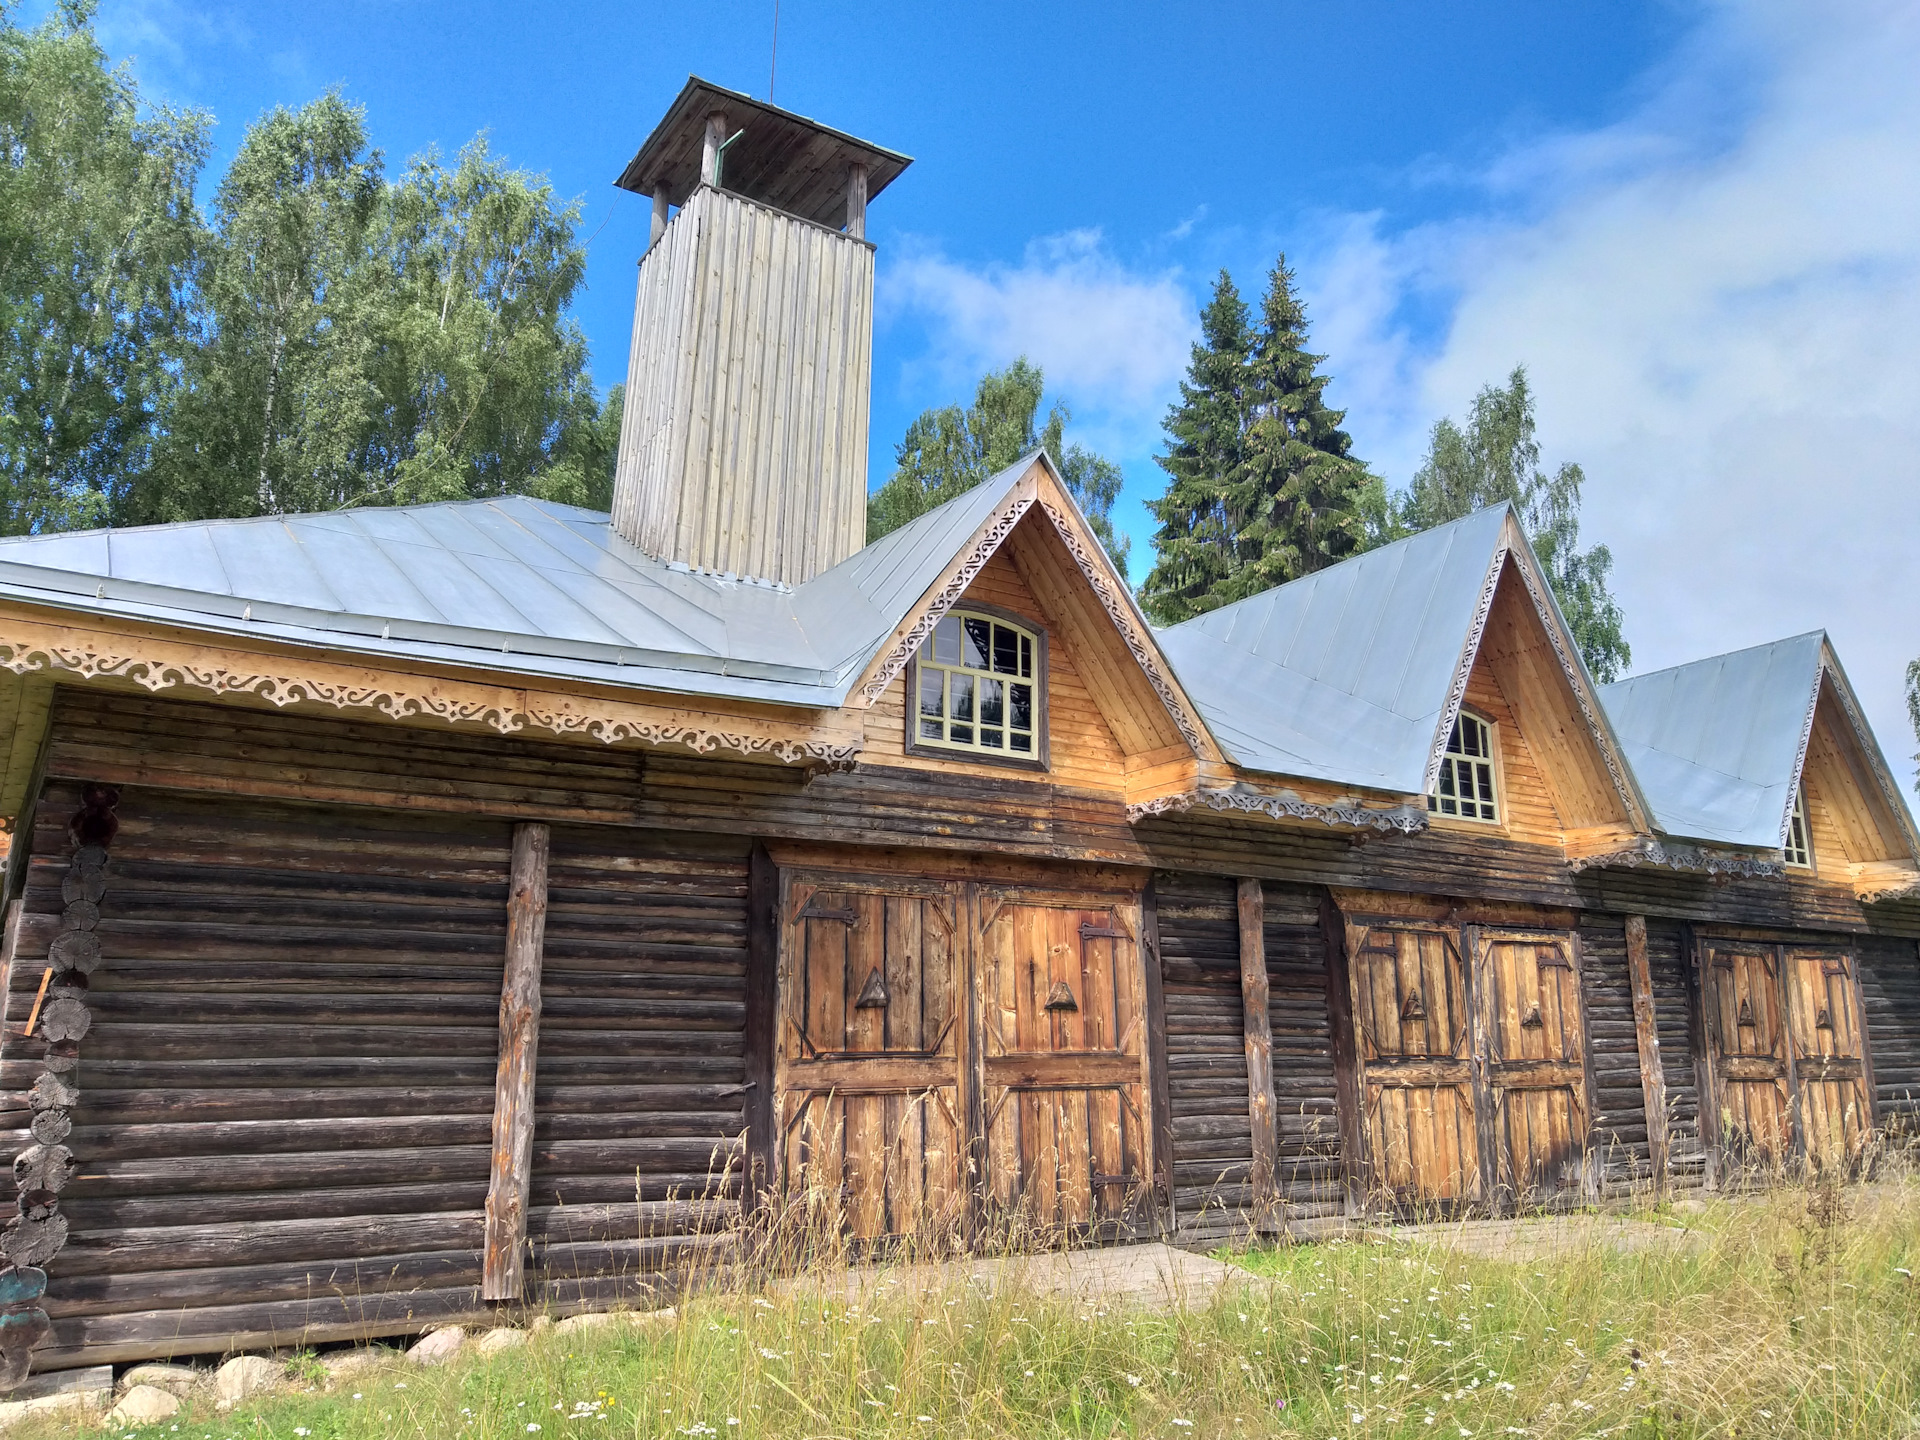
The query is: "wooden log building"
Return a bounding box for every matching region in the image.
[0,76,1914,1384]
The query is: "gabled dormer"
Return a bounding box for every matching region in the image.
[1600,632,1920,898]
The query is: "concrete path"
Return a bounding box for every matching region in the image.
[798,1242,1248,1311]
[1381,1214,1707,1262]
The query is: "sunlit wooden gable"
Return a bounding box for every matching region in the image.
[842,453,1223,803]
[1148,503,1651,854]
[1599,630,1920,895]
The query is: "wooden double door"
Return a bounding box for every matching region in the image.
[1699,938,1874,1174]
[773,870,1154,1244]
[1345,919,1593,1211]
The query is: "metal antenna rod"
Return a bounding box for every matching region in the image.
[769,0,780,100]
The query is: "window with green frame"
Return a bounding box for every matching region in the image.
[1429,710,1500,823]
[912,610,1041,759]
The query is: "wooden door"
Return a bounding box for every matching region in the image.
[1701,943,1793,1170]
[1474,929,1592,1205]
[1781,947,1873,1170]
[1346,924,1479,1206]
[976,889,1152,1235]
[774,875,965,1242]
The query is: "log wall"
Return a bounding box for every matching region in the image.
[1644,918,1709,1191]
[1262,884,1341,1218]
[1855,936,1920,1139]
[1575,915,1654,1196]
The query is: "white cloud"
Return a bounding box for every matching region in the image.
[1323,0,1920,802]
[879,230,1195,459]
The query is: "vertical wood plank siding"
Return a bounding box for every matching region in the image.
[1575,915,1653,1195]
[615,184,873,585]
[7,784,513,1366]
[528,826,749,1310]
[1856,936,1920,1135]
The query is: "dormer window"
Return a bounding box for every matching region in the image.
[1785,787,1812,868]
[1430,711,1500,823]
[908,608,1046,766]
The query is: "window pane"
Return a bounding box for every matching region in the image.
[1010,683,1032,732]
[950,673,973,722]
[980,728,1004,749]
[1020,634,1032,678]
[1011,731,1032,753]
[963,618,991,670]
[919,670,944,719]
[993,625,1019,675]
[920,718,944,740]
[1475,763,1495,806]
[933,616,960,666]
[980,678,1004,727]
[949,723,972,744]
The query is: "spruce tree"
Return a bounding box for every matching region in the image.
[1137,271,1255,624]
[1140,259,1381,624]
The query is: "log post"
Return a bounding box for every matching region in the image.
[1237,878,1279,1216]
[1624,915,1670,1195]
[742,844,777,1207]
[846,162,868,241]
[701,111,728,188]
[649,185,670,250]
[482,822,550,1302]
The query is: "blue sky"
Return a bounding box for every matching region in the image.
[49,0,1920,799]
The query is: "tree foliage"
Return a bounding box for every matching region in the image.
[1906,657,1919,796]
[0,0,206,533]
[1138,258,1385,625]
[1403,366,1631,683]
[0,4,618,532]
[868,358,1131,578]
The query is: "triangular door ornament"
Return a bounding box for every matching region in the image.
[1737,998,1756,1027]
[1520,1003,1544,1029]
[1045,981,1079,1012]
[854,968,889,1010]
[1400,989,1427,1022]
[1815,1006,1834,1030]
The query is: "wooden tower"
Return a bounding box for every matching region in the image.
[611,78,911,586]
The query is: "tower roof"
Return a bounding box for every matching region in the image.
[615,75,911,226]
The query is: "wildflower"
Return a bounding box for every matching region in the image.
[529,1428,542,1435]
[1172,1423,1194,1430]
[1126,1374,1142,1388]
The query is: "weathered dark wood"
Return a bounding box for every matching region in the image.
[743,844,776,1207]
[483,822,551,1302]
[1237,877,1277,1212]
[1140,877,1174,1228]
[1623,915,1669,1193]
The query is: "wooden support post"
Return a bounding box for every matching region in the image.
[701,111,728,188]
[1318,890,1365,1216]
[482,822,550,1302]
[742,844,777,1207]
[846,162,868,240]
[649,185,670,250]
[1624,915,1670,1195]
[1237,877,1278,1215]
[1140,878,1175,1232]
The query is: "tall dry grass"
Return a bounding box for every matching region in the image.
[16,1174,1920,1438]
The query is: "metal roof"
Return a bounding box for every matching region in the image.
[1598,633,1827,849]
[0,458,1033,710]
[1153,506,1514,793]
[615,76,912,226]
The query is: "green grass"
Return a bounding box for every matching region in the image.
[32,1179,1920,1439]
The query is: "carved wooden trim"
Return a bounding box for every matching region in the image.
[1129,785,1427,834]
[1567,839,1784,879]
[1425,543,1509,798]
[0,621,861,769]
[1502,537,1645,827]
[853,492,1036,706]
[0,784,116,1390]
[1035,500,1212,758]
[1782,660,1826,850]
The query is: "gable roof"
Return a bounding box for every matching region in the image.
[0,452,1210,759]
[1601,632,1920,856]
[1153,504,1644,823]
[0,462,1039,710]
